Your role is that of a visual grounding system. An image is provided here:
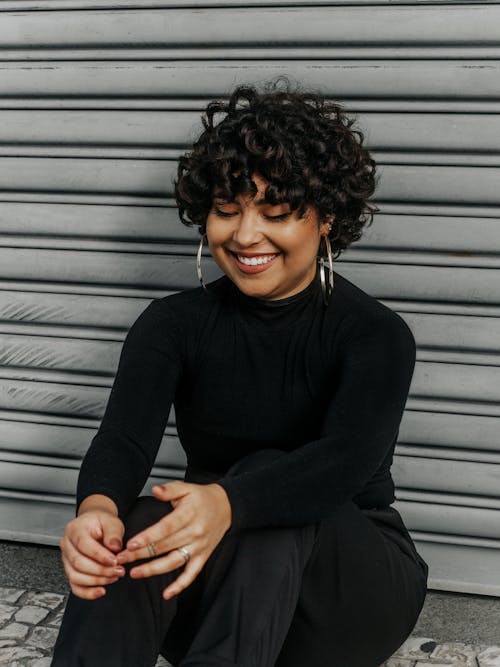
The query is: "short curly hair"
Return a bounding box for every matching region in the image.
[174,78,377,258]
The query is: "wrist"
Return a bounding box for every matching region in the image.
[78,494,119,518]
[209,483,233,533]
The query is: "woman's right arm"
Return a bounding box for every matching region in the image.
[76,299,185,520]
[61,299,185,599]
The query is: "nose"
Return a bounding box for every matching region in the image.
[232,209,263,247]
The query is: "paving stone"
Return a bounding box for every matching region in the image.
[47,609,63,627]
[26,625,59,651]
[27,659,52,667]
[14,604,51,625]
[0,645,44,665]
[394,637,438,660]
[414,663,454,667]
[384,659,416,666]
[0,587,25,604]
[0,602,17,625]
[154,657,173,667]
[430,642,477,665]
[22,591,66,610]
[478,645,500,666]
[0,639,17,648]
[0,622,30,640]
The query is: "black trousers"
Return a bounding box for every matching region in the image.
[51,449,429,667]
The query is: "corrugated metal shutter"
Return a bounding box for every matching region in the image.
[1,1,499,596]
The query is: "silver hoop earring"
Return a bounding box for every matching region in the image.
[318,235,334,306]
[197,233,208,292]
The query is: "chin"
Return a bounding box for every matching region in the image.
[233,276,272,295]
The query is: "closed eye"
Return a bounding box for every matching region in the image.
[212,207,290,222]
[214,208,236,218]
[265,213,290,221]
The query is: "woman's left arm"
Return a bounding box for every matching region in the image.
[215,309,417,534]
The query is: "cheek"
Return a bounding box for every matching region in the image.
[283,230,319,256]
[206,218,224,244]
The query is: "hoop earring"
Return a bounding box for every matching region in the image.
[318,234,334,306]
[197,233,208,292]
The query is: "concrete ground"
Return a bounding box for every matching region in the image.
[1,540,500,665]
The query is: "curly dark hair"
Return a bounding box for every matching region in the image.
[174,78,377,258]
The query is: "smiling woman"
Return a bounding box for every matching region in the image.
[51,79,428,667]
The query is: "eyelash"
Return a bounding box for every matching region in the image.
[214,208,290,222]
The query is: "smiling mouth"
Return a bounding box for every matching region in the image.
[232,252,278,265]
[228,251,281,273]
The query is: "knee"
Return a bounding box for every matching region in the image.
[226,448,287,477]
[122,495,174,540]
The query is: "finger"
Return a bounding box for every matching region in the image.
[123,508,187,554]
[151,481,192,502]
[62,555,120,593]
[162,557,204,600]
[101,517,125,553]
[129,548,189,580]
[68,568,120,587]
[117,525,193,565]
[62,552,123,585]
[70,583,107,600]
[63,540,126,579]
[68,532,118,566]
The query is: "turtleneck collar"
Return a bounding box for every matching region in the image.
[226,263,325,329]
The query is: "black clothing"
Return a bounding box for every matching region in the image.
[53,449,428,667]
[58,264,429,666]
[76,265,417,536]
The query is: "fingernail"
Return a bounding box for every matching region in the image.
[114,567,125,575]
[109,539,121,549]
[116,553,127,564]
[128,540,140,549]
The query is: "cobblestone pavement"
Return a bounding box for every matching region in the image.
[1,586,500,666]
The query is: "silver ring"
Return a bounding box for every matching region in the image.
[177,546,190,564]
[147,542,157,557]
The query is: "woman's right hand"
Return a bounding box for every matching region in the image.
[59,494,126,600]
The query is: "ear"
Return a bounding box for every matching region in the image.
[320,214,335,236]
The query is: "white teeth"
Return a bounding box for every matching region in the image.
[237,254,277,266]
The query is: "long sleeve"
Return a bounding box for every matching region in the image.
[76,299,184,519]
[216,310,416,534]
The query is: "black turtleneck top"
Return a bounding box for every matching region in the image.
[76,265,417,535]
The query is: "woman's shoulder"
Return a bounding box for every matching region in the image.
[134,274,231,338]
[331,270,415,346]
[155,274,230,316]
[122,280,227,356]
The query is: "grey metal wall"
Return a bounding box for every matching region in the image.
[1,1,499,596]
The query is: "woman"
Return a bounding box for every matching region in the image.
[51,81,429,667]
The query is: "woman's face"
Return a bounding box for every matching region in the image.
[206,174,331,301]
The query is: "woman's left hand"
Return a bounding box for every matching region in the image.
[115,481,232,600]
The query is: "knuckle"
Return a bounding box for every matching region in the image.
[73,556,84,572]
[91,547,102,561]
[193,524,204,539]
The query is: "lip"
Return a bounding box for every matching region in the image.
[229,251,280,274]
